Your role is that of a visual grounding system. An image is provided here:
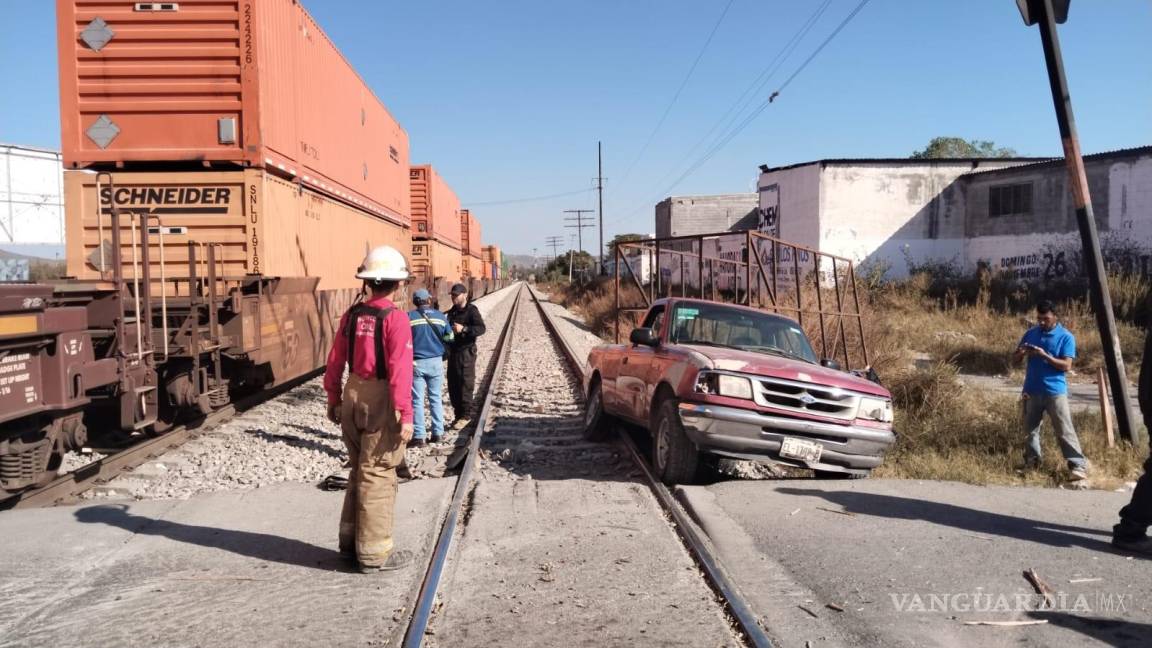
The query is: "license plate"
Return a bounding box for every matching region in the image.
[780,437,823,463]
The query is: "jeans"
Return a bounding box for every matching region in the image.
[412,357,445,440]
[1022,393,1086,470]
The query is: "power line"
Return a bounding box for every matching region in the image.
[544,236,564,260]
[630,0,835,217]
[612,0,873,228]
[617,0,736,187]
[563,209,595,254]
[467,187,593,207]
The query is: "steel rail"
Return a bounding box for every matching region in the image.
[1,369,323,511]
[402,284,525,647]
[525,284,775,648]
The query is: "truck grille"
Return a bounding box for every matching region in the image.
[753,376,859,421]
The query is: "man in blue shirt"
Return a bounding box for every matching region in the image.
[408,289,454,447]
[1014,300,1088,480]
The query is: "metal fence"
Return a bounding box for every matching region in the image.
[613,231,871,370]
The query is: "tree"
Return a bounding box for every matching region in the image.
[606,233,647,257]
[543,250,594,281]
[910,137,1018,159]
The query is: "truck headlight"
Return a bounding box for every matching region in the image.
[694,372,754,400]
[857,397,893,422]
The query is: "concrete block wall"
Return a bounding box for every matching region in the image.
[655,193,757,238]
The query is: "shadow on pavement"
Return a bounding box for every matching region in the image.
[74,504,349,572]
[1028,611,1152,648]
[775,488,1114,550]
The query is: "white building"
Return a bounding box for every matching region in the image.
[755,147,1152,281]
[0,143,65,259]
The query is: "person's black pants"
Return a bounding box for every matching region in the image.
[1116,432,1152,539]
[447,345,477,419]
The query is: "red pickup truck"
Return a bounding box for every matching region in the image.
[584,298,895,484]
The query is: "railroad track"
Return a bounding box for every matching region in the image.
[0,369,323,511]
[401,283,774,647]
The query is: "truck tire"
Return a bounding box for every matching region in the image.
[653,399,700,485]
[582,380,613,442]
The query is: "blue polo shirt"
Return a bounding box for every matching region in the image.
[1020,323,1076,395]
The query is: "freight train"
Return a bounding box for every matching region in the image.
[0,175,506,496]
[0,0,508,497]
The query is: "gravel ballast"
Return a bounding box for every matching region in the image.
[77,284,522,501]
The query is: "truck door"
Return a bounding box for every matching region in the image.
[617,304,665,424]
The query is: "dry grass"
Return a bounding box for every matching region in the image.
[868,271,1146,383]
[875,362,1147,488]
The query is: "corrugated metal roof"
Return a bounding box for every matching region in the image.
[959,145,1152,178]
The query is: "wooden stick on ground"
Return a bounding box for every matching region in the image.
[1023,568,1055,609]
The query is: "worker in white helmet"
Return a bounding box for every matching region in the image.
[324,245,415,573]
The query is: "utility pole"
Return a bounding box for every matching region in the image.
[1018,0,1138,445]
[545,236,564,261]
[596,141,605,275]
[563,209,595,254]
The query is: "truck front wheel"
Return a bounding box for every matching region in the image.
[653,399,701,485]
[582,380,613,442]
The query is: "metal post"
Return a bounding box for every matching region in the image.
[745,231,753,306]
[697,238,704,300]
[813,252,828,360]
[614,245,621,343]
[1028,0,1137,444]
[792,246,803,328]
[597,141,604,275]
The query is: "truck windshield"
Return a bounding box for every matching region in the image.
[669,303,818,364]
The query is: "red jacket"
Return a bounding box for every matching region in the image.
[324,296,414,424]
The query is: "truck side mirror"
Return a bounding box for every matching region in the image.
[820,358,842,371]
[630,327,659,347]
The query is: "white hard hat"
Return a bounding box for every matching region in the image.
[356,245,410,281]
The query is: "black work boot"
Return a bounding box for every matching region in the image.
[1112,519,1152,557]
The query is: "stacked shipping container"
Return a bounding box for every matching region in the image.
[409,165,463,281]
[57,0,411,226]
[56,0,414,291]
[460,208,484,278]
[482,245,502,280]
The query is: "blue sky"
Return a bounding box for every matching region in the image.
[2,1,1149,258]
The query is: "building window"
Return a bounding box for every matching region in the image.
[989,183,1033,217]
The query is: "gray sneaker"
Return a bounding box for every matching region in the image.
[1069,466,1089,481]
[359,549,414,573]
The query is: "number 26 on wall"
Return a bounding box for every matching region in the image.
[1043,252,1067,279]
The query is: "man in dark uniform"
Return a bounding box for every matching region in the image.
[446,283,486,429]
[1112,326,1152,556]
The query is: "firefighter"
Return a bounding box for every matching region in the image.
[446,283,486,429]
[324,245,415,573]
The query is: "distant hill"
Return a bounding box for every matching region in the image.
[503,254,543,270]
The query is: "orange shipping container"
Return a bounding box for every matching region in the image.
[64,169,410,293]
[461,253,485,278]
[482,244,501,267]
[57,0,411,226]
[459,209,482,257]
[409,165,462,248]
[411,238,462,283]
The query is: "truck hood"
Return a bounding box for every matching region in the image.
[682,344,891,398]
